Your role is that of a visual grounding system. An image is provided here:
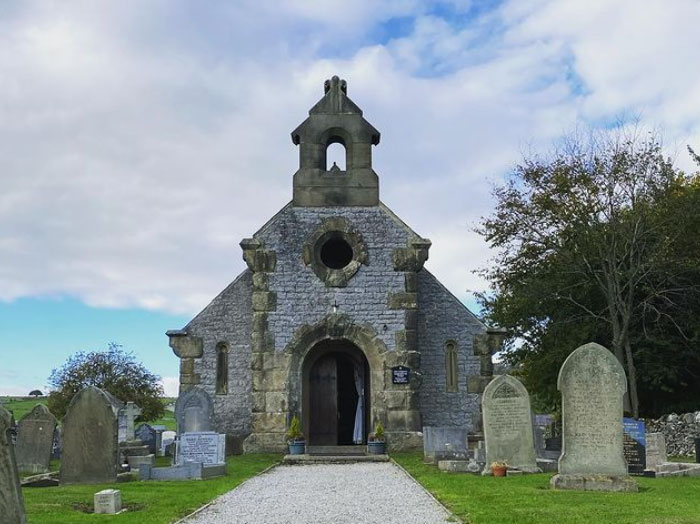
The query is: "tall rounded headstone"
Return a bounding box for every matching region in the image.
[15,404,57,474]
[551,343,637,491]
[0,405,26,524]
[60,386,119,485]
[175,387,214,434]
[481,374,540,474]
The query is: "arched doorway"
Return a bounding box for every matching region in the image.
[302,339,370,446]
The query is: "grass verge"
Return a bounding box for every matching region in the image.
[23,454,280,524]
[393,452,700,524]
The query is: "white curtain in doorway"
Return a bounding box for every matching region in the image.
[353,364,364,444]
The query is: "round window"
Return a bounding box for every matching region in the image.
[320,236,354,269]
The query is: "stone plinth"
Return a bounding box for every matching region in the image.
[551,474,638,492]
[438,459,480,473]
[94,489,122,514]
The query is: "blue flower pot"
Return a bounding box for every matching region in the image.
[367,441,386,454]
[288,441,306,455]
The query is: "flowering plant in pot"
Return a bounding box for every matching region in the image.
[367,421,386,454]
[286,415,306,455]
[491,460,507,477]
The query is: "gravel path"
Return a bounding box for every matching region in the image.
[182,462,454,524]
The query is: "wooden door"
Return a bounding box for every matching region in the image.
[309,355,338,445]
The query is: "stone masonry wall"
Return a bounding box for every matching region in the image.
[255,205,410,353]
[186,271,253,444]
[417,270,484,429]
[645,412,700,456]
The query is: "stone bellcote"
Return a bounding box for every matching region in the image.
[292,76,380,206]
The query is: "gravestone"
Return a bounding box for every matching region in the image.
[176,432,226,465]
[118,402,142,443]
[551,343,637,492]
[153,425,166,456]
[94,489,122,514]
[162,430,176,455]
[481,375,540,474]
[623,418,646,475]
[60,386,120,485]
[135,423,157,455]
[646,433,667,471]
[175,387,214,434]
[51,427,62,460]
[422,426,469,464]
[0,405,26,524]
[15,404,57,474]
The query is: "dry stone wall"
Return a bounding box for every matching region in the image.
[645,412,700,456]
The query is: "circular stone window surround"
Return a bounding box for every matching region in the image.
[302,217,368,287]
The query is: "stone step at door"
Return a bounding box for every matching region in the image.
[306,445,366,456]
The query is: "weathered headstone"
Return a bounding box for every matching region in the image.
[51,427,62,459]
[175,387,214,434]
[422,426,469,464]
[481,375,540,474]
[60,386,120,485]
[162,430,176,455]
[94,489,122,514]
[623,417,646,475]
[551,343,637,492]
[118,402,142,443]
[15,404,57,474]
[176,432,226,465]
[153,425,166,456]
[646,433,668,471]
[0,405,27,524]
[135,423,157,455]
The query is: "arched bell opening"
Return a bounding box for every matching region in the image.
[301,339,370,446]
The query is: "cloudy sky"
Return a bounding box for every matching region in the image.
[2,0,699,396]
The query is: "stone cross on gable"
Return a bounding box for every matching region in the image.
[122,402,142,442]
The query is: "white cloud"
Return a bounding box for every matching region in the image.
[1,0,698,317]
[159,376,180,398]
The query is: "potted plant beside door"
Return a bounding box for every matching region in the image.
[367,421,387,454]
[286,415,306,455]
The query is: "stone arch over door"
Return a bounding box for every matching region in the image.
[286,314,387,436]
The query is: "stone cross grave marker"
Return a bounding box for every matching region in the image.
[15,404,57,474]
[175,387,214,434]
[481,374,540,474]
[60,386,120,485]
[119,402,142,443]
[0,404,27,524]
[551,342,637,492]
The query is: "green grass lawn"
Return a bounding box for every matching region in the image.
[393,452,700,524]
[23,454,280,524]
[1,396,177,430]
[1,396,48,421]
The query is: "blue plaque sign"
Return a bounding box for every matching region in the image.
[623,417,646,475]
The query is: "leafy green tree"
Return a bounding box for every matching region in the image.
[47,342,165,421]
[478,128,700,417]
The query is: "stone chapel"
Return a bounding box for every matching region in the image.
[167,76,504,453]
